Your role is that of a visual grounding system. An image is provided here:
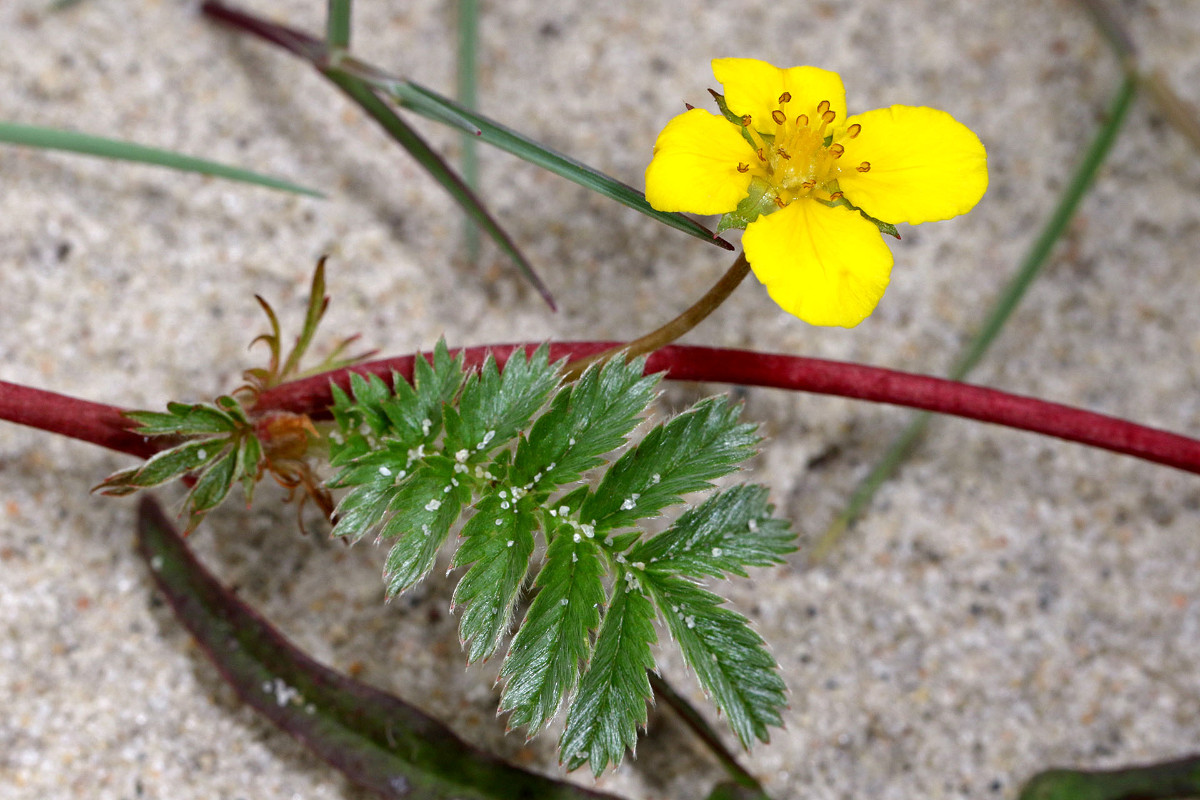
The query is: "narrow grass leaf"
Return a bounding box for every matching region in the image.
[1018,753,1200,800]
[393,82,733,250]
[0,122,322,197]
[325,0,352,49]
[320,72,556,309]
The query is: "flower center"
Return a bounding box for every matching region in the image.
[738,94,869,208]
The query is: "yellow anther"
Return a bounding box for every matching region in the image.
[816,100,830,115]
[829,143,844,157]
[737,162,750,173]
[756,148,767,162]
[740,114,752,127]
[796,114,809,127]
[856,161,871,172]
[801,179,816,190]
[822,109,836,124]
[773,196,787,208]
[778,91,792,104]
[775,147,791,160]
[771,109,787,125]
[829,191,844,201]
[846,123,861,138]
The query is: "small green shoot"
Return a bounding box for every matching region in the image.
[97,259,370,531]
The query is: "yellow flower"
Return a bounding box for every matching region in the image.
[645,58,988,327]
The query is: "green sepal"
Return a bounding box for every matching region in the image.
[820,194,902,240]
[716,177,778,233]
[708,89,758,150]
[869,215,901,239]
[708,89,743,126]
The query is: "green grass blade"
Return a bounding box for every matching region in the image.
[1019,753,1200,800]
[322,72,556,309]
[814,75,1139,561]
[325,0,352,49]
[457,0,481,263]
[384,82,733,249]
[202,1,727,248]
[0,122,322,198]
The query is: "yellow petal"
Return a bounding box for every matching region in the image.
[712,58,846,135]
[742,200,893,328]
[838,105,988,225]
[644,108,756,215]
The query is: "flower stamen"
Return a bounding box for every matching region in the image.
[856,161,871,172]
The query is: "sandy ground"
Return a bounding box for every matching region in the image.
[3,1,1200,798]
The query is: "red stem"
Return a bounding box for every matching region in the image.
[256,342,1200,476]
[6,342,1200,477]
[0,381,159,459]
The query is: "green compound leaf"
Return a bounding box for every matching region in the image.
[451,494,537,663]
[559,583,657,776]
[629,485,794,580]
[444,345,559,459]
[324,346,792,772]
[512,355,657,491]
[500,528,605,735]
[328,344,465,470]
[580,396,759,532]
[642,572,786,749]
